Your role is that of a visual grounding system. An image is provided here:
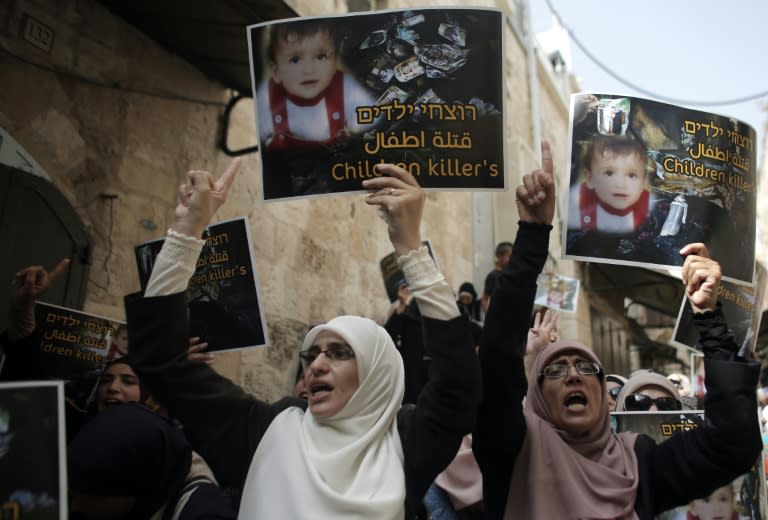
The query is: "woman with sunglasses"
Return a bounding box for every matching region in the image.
[606,374,628,412]
[124,159,480,518]
[474,141,760,520]
[614,370,683,412]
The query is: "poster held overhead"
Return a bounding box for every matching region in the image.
[247,8,505,200]
[564,93,756,285]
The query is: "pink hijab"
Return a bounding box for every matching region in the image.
[505,341,640,519]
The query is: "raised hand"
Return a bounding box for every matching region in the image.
[680,243,721,313]
[516,141,555,225]
[526,308,560,356]
[172,158,241,239]
[11,258,70,308]
[362,164,426,256]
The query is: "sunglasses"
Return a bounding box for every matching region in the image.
[608,386,623,400]
[623,393,682,412]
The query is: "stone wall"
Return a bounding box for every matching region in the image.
[0,0,472,401]
[1,0,582,400]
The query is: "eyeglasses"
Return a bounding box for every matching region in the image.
[623,394,682,412]
[299,344,355,368]
[539,360,602,380]
[608,386,623,400]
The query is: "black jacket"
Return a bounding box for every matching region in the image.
[474,221,761,519]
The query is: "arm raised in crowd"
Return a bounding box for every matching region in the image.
[1,259,69,381]
[363,165,481,508]
[474,141,555,518]
[634,244,762,515]
[125,159,304,492]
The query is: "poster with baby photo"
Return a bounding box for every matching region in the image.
[379,240,436,303]
[534,273,579,313]
[672,263,766,356]
[247,8,505,201]
[563,93,756,286]
[134,217,269,352]
[612,411,764,519]
[33,303,123,412]
[0,381,67,520]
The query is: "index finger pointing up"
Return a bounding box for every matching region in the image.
[216,158,242,194]
[540,140,553,176]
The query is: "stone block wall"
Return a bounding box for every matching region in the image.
[1,0,474,401]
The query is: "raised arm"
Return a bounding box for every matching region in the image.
[126,159,303,493]
[635,244,761,515]
[475,141,556,518]
[1,259,69,381]
[363,165,481,509]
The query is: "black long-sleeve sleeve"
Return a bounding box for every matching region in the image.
[633,305,761,518]
[473,222,552,519]
[125,291,304,496]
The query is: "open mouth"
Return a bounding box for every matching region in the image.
[309,383,333,397]
[564,393,587,408]
[103,398,123,407]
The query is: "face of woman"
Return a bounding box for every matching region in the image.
[690,485,735,520]
[303,331,359,419]
[540,352,605,437]
[606,381,622,412]
[96,363,142,412]
[631,385,675,411]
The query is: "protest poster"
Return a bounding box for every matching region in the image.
[672,263,766,356]
[134,217,269,352]
[0,381,66,519]
[612,411,765,519]
[534,273,579,313]
[33,303,122,412]
[247,8,505,201]
[379,240,436,303]
[563,93,756,285]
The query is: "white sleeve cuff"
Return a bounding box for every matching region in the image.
[397,246,459,320]
[144,229,205,297]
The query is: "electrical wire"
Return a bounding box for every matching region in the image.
[544,0,768,107]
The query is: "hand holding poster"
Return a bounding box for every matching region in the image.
[564,93,756,285]
[673,263,766,357]
[135,217,268,352]
[248,8,504,200]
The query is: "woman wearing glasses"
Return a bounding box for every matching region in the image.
[474,141,760,520]
[614,370,683,412]
[606,374,628,412]
[124,159,480,518]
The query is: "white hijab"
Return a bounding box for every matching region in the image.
[238,316,406,519]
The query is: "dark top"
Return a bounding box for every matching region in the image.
[482,269,503,300]
[125,291,480,517]
[474,221,761,520]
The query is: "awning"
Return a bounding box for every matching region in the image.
[584,262,685,319]
[98,0,298,95]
